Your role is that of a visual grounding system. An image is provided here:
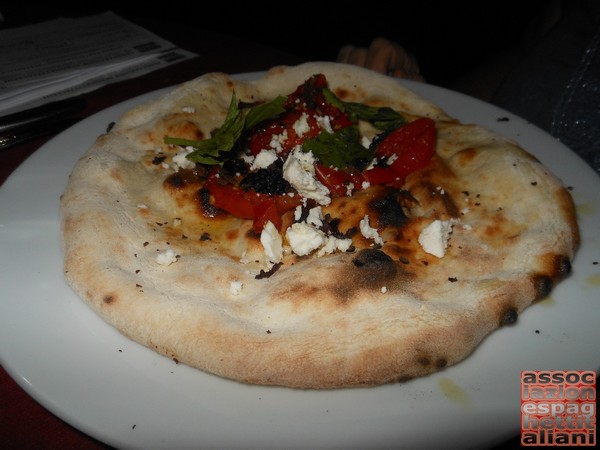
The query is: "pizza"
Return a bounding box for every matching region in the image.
[60,62,579,389]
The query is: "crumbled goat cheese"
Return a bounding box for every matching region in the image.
[360,215,384,245]
[155,249,178,266]
[293,112,310,137]
[261,221,283,264]
[316,235,353,257]
[229,281,243,296]
[315,115,333,133]
[418,219,453,258]
[305,206,324,227]
[251,149,278,171]
[269,130,288,153]
[285,222,326,256]
[172,146,196,171]
[346,182,355,197]
[361,135,372,148]
[283,147,331,205]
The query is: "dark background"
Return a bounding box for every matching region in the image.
[1,1,551,87]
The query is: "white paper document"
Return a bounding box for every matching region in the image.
[0,11,198,115]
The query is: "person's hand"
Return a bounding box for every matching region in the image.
[337,37,424,82]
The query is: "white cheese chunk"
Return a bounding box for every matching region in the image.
[285,222,325,256]
[269,130,288,153]
[292,112,310,137]
[305,206,324,227]
[229,281,243,296]
[155,249,178,266]
[418,219,453,258]
[282,147,331,205]
[261,221,283,264]
[359,215,384,245]
[250,149,278,171]
[316,236,353,257]
[172,146,196,171]
[315,115,333,133]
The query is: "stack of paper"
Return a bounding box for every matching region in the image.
[0,11,197,115]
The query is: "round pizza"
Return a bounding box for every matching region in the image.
[60,62,579,389]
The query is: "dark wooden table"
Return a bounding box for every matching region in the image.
[0,16,521,450]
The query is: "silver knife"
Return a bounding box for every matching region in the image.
[0,97,86,150]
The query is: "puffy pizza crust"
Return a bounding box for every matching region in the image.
[60,62,579,388]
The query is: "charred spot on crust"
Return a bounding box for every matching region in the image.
[352,249,397,280]
[103,294,116,304]
[555,255,572,277]
[531,255,573,301]
[533,275,553,300]
[369,190,409,228]
[501,308,518,326]
[255,263,282,279]
[164,168,207,189]
[417,355,446,369]
[197,188,219,218]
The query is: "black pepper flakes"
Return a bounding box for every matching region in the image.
[448,277,458,282]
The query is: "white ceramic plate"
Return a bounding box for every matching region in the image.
[1,74,599,450]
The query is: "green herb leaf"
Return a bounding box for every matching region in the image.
[164,92,244,164]
[323,88,406,130]
[163,93,288,165]
[243,95,287,130]
[302,126,375,169]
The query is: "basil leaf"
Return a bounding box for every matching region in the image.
[323,88,406,130]
[244,95,287,130]
[164,92,244,164]
[163,94,288,165]
[303,126,375,169]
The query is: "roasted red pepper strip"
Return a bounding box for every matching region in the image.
[208,179,256,219]
[314,164,353,197]
[206,173,301,232]
[253,199,281,233]
[376,117,436,178]
[362,166,401,186]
